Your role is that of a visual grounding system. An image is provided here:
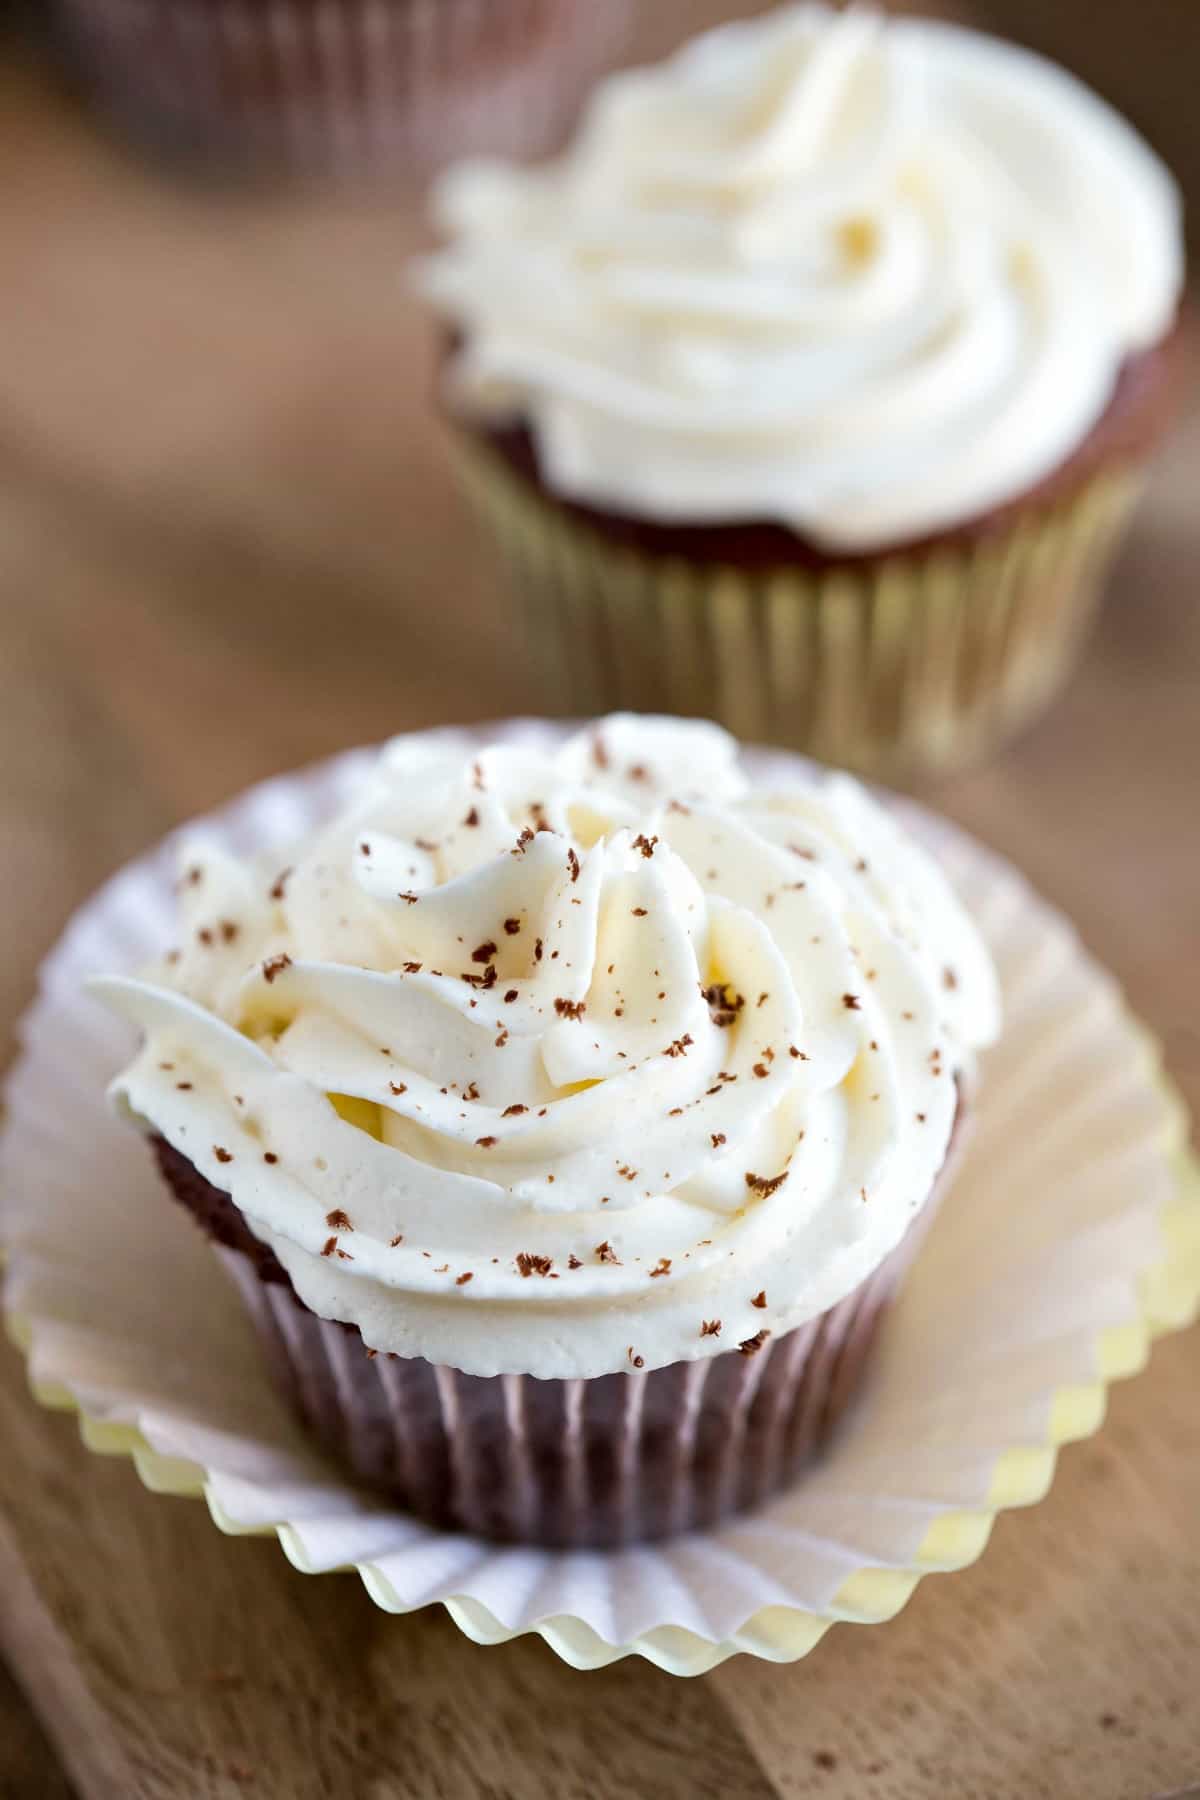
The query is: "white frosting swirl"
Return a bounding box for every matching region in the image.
[419,4,1182,551]
[95,717,999,1378]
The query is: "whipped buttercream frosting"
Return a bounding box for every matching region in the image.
[419,4,1182,552]
[95,718,999,1378]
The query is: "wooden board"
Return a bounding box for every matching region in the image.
[0,27,1198,1800]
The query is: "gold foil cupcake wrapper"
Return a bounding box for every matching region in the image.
[457,442,1144,776]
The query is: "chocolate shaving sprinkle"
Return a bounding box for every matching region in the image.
[325,1209,353,1231]
[268,867,293,901]
[568,1254,582,1269]
[843,993,861,1010]
[455,1271,473,1286]
[711,1133,726,1149]
[629,764,648,782]
[944,966,958,990]
[667,799,691,815]
[534,937,544,962]
[213,1146,233,1163]
[472,760,486,791]
[702,982,745,1028]
[505,989,518,1003]
[463,964,498,991]
[183,865,203,888]
[464,1082,480,1101]
[158,1061,174,1070]
[664,1034,693,1058]
[916,1112,927,1123]
[359,842,371,856]
[631,906,648,917]
[464,806,480,828]
[176,1081,193,1090]
[592,734,610,768]
[789,1045,808,1059]
[516,1252,553,1278]
[321,1237,337,1258]
[502,1103,527,1117]
[616,1165,637,1181]
[554,997,586,1020]
[504,917,522,936]
[261,952,293,984]
[745,1170,787,1199]
[595,1241,621,1264]
[397,891,420,905]
[197,927,214,947]
[389,1082,407,1096]
[752,1063,770,1079]
[700,1319,722,1337]
[475,1136,498,1148]
[513,826,534,855]
[628,1347,645,1369]
[566,847,581,883]
[388,1233,404,1247]
[414,838,438,853]
[219,920,239,944]
[471,940,497,964]
[632,833,658,859]
[403,961,422,973]
[738,1330,770,1357]
[263,1152,278,1164]
[648,1258,672,1279]
[434,1262,449,1274]
[751,1290,767,1309]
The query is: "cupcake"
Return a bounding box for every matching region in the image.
[46,0,634,178]
[418,4,1183,775]
[92,716,998,1546]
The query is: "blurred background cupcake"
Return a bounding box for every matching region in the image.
[419,3,1184,775]
[40,0,636,177]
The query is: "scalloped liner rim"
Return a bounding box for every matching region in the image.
[6,1071,1197,1676]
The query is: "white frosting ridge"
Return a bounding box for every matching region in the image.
[94,717,999,1377]
[418,4,1182,551]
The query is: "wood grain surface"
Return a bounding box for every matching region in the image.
[0,21,1198,1800]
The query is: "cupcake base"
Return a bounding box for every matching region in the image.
[451,339,1174,777]
[153,1134,945,1547]
[46,0,634,179]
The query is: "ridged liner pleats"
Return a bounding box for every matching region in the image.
[212,1195,935,1548]
[49,0,634,174]
[456,439,1143,778]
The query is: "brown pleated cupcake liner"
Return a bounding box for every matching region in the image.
[153,1131,943,1547]
[454,438,1146,778]
[48,0,634,176]
[212,1219,930,1548]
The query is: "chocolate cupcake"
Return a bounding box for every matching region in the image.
[47,0,634,178]
[419,5,1184,775]
[93,716,998,1546]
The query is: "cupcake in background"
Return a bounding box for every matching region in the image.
[92,715,998,1547]
[46,0,635,178]
[419,4,1183,776]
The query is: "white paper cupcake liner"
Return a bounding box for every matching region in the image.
[3,725,1198,1673]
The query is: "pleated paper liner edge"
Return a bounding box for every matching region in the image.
[453,438,1145,780]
